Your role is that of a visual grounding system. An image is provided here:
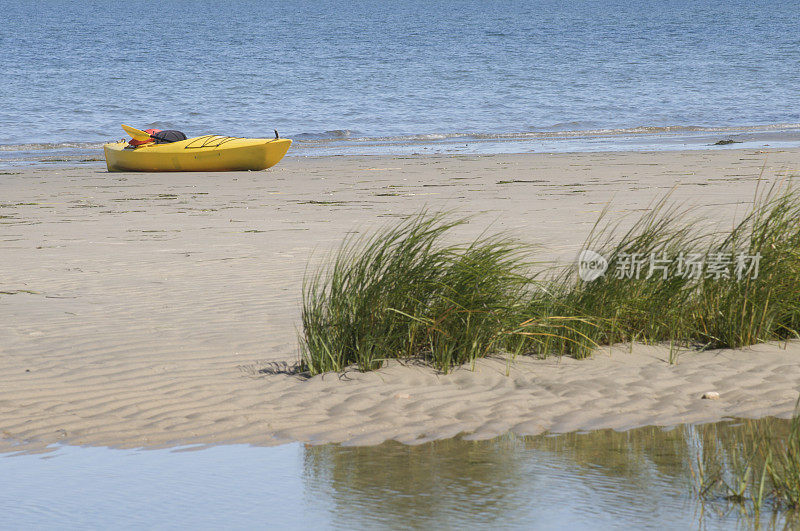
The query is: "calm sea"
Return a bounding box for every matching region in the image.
[1,0,799,164]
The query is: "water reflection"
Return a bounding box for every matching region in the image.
[303,422,797,529]
[1,420,798,529]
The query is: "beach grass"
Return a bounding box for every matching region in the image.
[513,184,800,358]
[300,212,530,374]
[300,183,800,375]
[693,184,800,349]
[512,196,703,358]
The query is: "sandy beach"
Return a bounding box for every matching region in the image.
[1,148,799,452]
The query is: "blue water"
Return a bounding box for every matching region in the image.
[1,425,784,530]
[1,0,800,163]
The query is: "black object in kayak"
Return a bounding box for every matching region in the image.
[152,130,187,144]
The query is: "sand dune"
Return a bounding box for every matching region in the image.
[1,148,799,452]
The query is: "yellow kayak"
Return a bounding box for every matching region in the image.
[104,134,292,172]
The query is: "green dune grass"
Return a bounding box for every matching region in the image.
[300,184,800,375]
[300,213,530,374]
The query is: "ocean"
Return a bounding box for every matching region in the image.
[1,0,799,164]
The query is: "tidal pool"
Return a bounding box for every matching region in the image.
[1,419,795,529]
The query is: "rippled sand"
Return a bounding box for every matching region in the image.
[1,148,799,452]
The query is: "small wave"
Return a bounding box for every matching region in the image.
[294,131,464,144]
[0,141,106,152]
[542,121,599,131]
[295,129,361,141]
[292,123,800,147]
[471,123,800,140]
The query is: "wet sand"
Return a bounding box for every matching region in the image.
[1,148,799,452]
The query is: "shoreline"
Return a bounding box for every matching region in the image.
[1,147,800,452]
[2,125,799,168]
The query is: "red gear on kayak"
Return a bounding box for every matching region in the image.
[128,129,162,146]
